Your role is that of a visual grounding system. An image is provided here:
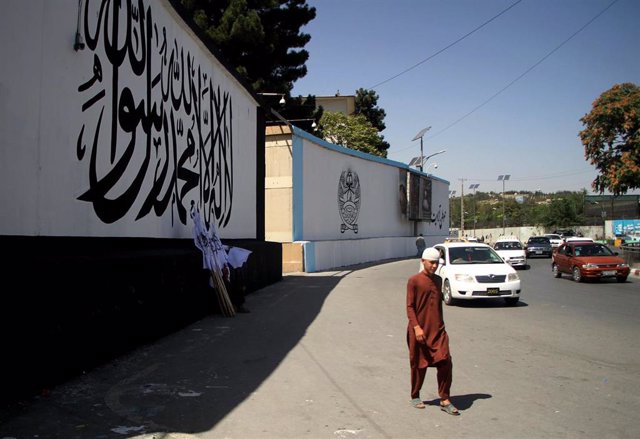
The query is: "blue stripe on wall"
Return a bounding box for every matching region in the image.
[292,133,304,241]
[303,241,316,272]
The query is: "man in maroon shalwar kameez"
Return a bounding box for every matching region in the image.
[406,247,460,415]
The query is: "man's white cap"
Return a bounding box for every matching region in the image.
[422,247,440,261]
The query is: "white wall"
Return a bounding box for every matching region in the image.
[290,128,450,271]
[0,0,258,239]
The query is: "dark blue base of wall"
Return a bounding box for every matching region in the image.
[0,236,282,404]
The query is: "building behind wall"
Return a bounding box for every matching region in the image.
[265,124,450,272]
[0,0,281,402]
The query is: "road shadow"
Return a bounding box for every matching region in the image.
[454,299,529,308]
[0,273,343,438]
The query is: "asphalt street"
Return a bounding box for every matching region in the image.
[1,257,639,439]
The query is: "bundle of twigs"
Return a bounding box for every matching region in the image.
[209,266,235,317]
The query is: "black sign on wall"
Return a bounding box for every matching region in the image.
[407,172,432,221]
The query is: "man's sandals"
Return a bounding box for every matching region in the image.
[410,398,426,409]
[440,401,460,416]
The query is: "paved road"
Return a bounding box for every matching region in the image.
[1,258,639,439]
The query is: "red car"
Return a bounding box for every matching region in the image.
[552,241,630,282]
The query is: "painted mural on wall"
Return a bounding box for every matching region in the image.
[75,0,234,229]
[421,177,432,220]
[338,169,360,233]
[398,169,408,215]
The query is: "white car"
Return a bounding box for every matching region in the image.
[544,233,563,248]
[433,242,521,306]
[493,239,527,268]
[563,236,594,243]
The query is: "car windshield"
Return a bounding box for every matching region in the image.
[573,244,615,257]
[529,237,550,244]
[449,246,504,264]
[545,234,561,240]
[495,241,523,250]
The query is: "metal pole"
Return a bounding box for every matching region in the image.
[469,184,479,237]
[460,179,466,236]
[419,137,424,172]
[502,179,506,234]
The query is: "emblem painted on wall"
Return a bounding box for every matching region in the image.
[337,169,361,233]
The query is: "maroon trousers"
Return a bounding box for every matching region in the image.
[410,357,452,400]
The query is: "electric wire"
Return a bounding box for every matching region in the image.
[427,0,621,140]
[368,0,524,90]
[390,0,621,154]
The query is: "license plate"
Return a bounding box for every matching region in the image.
[535,250,542,254]
[602,270,616,276]
[487,287,500,296]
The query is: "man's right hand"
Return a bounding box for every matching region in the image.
[414,325,425,343]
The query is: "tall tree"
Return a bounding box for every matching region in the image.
[579,82,640,195]
[319,111,387,158]
[355,88,386,131]
[354,88,390,155]
[180,0,316,96]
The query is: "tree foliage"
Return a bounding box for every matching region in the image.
[180,0,316,95]
[354,88,390,155]
[355,88,386,131]
[319,111,387,158]
[579,82,640,195]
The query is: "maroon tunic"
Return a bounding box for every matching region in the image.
[406,272,450,368]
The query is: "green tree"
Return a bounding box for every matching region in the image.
[355,88,386,131]
[180,0,316,95]
[354,88,389,156]
[579,82,640,195]
[319,111,387,157]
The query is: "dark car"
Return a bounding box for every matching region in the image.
[551,242,630,282]
[525,236,552,258]
[553,229,576,238]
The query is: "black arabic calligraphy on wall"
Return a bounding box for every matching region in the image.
[76,0,235,229]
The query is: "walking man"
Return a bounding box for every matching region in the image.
[415,234,426,257]
[406,247,460,415]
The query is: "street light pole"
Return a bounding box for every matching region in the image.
[497,174,510,235]
[449,190,456,233]
[469,183,480,237]
[459,179,467,236]
[412,126,431,172]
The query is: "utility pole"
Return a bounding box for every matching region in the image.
[459,178,466,237]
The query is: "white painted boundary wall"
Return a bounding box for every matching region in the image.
[290,128,450,272]
[0,0,258,239]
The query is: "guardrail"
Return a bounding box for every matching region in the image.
[619,243,640,267]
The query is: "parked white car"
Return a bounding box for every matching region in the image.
[544,233,563,248]
[493,238,527,268]
[433,242,521,306]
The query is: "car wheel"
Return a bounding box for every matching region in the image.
[504,297,519,306]
[552,263,561,278]
[617,276,627,283]
[572,266,582,282]
[443,280,454,306]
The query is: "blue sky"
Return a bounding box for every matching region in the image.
[291,0,640,195]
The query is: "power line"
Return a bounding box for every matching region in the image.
[368,0,524,90]
[427,0,621,140]
[388,0,621,155]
